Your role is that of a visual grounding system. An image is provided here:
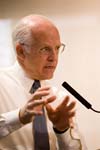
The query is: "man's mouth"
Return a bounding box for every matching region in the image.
[44,66,55,69]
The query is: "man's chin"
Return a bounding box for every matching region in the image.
[41,74,54,80]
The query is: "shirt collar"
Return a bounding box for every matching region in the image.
[12,61,46,93]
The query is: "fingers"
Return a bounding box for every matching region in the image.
[37,86,51,91]
[65,98,76,118]
[67,99,76,116]
[58,95,76,109]
[55,96,69,111]
[27,99,47,109]
[58,96,70,107]
[45,95,56,104]
[29,87,51,102]
[55,95,76,123]
[25,109,43,116]
[45,104,53,113]
[26,97,55,117]
[27,95,55,108]
[29,86,56,108]
[19,86,55,124]
[67,101,76,111]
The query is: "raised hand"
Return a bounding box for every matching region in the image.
[46,95,76,131]
[19,87,56,124]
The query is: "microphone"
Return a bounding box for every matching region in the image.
[62,81,100,113]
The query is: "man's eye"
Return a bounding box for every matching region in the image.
[40,47,50,52]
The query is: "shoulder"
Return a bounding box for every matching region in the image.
[0,65,18,89]
[0,67,10,80]
[0,66,13,79]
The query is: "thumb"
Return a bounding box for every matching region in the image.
[45,103,54,114]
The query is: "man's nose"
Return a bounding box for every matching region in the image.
[48,49,58,61]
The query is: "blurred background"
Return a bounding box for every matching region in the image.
[0,0,100,149]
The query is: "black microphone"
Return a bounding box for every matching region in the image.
[62,81,100,113]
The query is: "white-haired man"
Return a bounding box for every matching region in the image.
[0,14,87,150]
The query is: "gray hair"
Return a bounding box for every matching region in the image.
[12,21,34,53]
[12,14,58,54]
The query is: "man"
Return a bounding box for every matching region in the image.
[0,14,87,149]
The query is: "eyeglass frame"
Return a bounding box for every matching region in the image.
[19,42,66,55]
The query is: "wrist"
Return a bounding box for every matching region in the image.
[19,109,33,125]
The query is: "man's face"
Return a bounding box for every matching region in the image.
[22,25,61,80]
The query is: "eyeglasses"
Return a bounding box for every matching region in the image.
[39,43,65,55]
[20,42,65,55]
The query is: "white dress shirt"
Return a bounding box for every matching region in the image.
[0,62,87,150]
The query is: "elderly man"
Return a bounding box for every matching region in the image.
[0,14,87,150]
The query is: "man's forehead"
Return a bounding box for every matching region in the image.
[22,15,51,26]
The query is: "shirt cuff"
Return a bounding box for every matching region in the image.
[55,128,82,150]
[1,109,23,133]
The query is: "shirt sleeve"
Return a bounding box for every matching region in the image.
[55,125,88,150]
[0,109,23,138]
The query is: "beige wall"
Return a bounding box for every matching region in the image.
[0,0,100,149]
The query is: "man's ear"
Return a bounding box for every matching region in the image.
[16,43,26,60]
